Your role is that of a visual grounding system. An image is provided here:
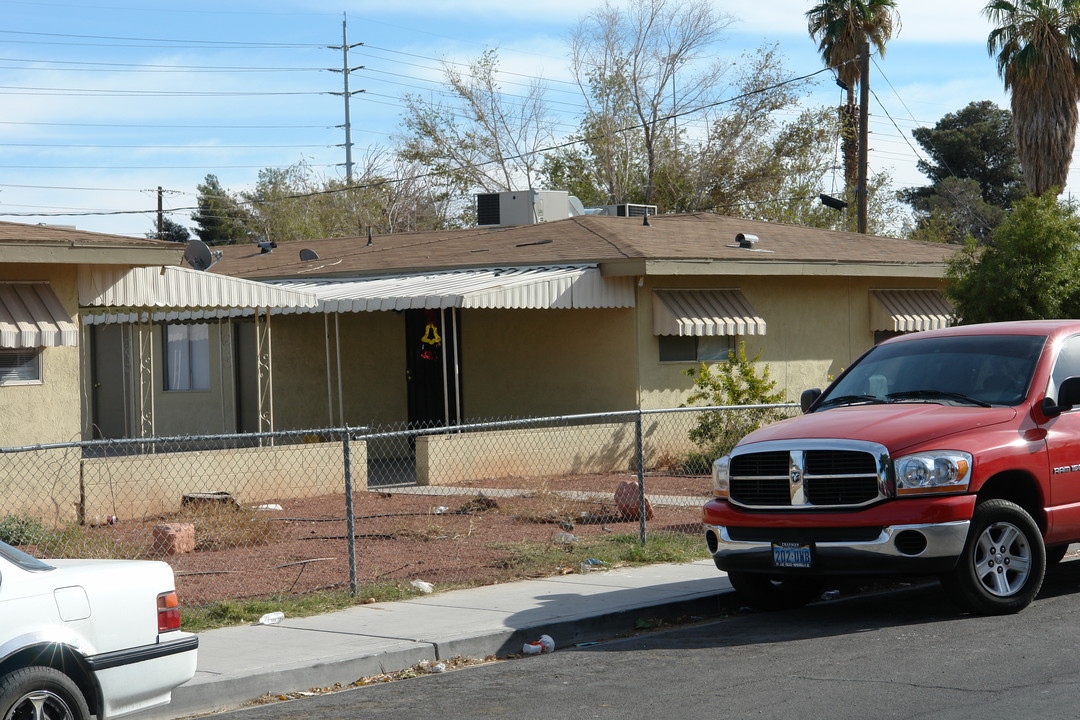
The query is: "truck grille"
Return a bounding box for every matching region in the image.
[728,445,886,509]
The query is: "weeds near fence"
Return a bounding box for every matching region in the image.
[180,530,709,632]
[169,504,280,551]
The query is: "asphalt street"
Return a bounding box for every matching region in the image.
[204,560,1080,720]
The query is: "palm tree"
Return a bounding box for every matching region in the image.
[806,1,900,192]
[985,0,1080,197]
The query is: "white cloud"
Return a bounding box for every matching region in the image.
[730,0,993,45]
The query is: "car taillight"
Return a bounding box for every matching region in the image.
[157,591,182,632]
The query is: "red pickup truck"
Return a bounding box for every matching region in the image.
[703,320,1080,615]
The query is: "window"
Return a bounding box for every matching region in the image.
[659,335,735,362]
[0,349,41,385]
[873,330,906,345]
[164,323,210,391]
[1050,334,1080,400]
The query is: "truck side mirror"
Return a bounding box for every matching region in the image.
[1056,376,1080,413]
[801,388,822,413]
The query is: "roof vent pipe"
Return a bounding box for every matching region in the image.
[736,233,758,248]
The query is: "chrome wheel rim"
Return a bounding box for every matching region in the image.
[5,690,75,720]
[973,521,1032,597]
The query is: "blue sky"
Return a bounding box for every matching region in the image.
[0,0,1017,237]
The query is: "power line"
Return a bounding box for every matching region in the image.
[0,57,326,73]
[0,28,324,48]
[0,84,322,96]
[0,64,839,219]
[0,120,332,129]
[870,58,995,235]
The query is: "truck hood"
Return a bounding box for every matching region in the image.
[740,403,1018,454]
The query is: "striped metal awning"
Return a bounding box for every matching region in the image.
[80,265,321,325]
[0,283,78,348]
[652,289,765,336]
[272,265,636,312]
[870,289,954,332]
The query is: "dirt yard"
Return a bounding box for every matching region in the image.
[74,472,711,605]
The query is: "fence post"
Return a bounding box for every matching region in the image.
[636,410,646,545]
[343,429,357,596]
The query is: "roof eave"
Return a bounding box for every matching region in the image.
[0,242,185,266]
[599,259,949,279]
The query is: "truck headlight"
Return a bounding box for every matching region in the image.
[712,455,731,498]
[894,451,972,496]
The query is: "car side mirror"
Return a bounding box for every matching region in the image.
[1054,376,1080,414]
[801,388,822,413]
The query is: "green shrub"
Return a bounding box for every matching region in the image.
[0,515,53,546]
[681,342,787,459]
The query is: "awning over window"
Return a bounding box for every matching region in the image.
[0,283,78,348]
[652,289,765,336]
[870,289,954,332]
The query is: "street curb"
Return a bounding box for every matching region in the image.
[151,589,734,720]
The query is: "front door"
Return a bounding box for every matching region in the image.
[89,324,129,439]
[405,308,461,428]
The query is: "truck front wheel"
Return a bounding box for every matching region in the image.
[728,572,825,611]
[942,499,1045,615]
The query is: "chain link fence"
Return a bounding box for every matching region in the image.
[0,404,797,606]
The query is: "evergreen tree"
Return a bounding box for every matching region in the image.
[191,174,251,246]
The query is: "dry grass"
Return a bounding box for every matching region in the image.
[168,503,280,551]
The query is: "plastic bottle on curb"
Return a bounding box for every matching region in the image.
[258,612,285,625]
[522,635,555,654]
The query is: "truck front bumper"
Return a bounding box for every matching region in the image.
[705,520,970,575]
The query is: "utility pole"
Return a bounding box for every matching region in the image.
[329,16,364,185]
[857,41,870,234]
[157,186,164,238]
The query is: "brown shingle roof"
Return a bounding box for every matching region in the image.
[0,220,175,248]
[209,213,956,280]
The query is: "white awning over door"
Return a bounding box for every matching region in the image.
[273,265,635,312]
[80,265,321,324]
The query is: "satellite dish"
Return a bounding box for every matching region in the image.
[183,239,220,271]
[299,248,319,261]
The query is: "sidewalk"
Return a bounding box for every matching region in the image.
[144,560,733,720]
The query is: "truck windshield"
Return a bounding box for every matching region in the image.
[818,334,1047,409]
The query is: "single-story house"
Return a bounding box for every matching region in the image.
[196,206,958,435]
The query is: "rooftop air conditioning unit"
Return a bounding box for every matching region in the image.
[476,190,573,227]
[600,203,658,218]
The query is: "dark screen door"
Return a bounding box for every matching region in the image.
[405,308,461,428]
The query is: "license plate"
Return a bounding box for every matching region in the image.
[772,542,812,568]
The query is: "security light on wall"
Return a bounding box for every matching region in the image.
[820,194,848,211]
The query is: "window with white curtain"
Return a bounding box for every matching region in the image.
[0,349,41,385]
[164,323,210,391]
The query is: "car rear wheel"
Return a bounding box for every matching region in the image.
[0,667,90,720]
[728,571,825,610]
[942,499,1045,615]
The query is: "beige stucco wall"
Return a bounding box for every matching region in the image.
[415,411,711,485]
[637,274,947,408]
[461,307,638,419]
[270,311,405,432]
[0,264,82,447]
[80,440,366,520]
[0,447,82,524]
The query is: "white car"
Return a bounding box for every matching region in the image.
[0,539,198,720]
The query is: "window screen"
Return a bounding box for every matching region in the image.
[0,349,41,385]
[659,335,735,362]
